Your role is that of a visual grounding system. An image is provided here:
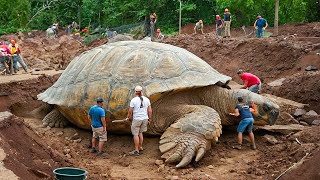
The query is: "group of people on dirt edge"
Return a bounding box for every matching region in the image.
[194,8,268,38]
[149,13,165,41]
[88,86,152,156]
[87,69,261,156]
[0,40,29,75]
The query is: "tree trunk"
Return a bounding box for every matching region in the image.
[179,0,182,35]
[78,4,81,29]
[274,0,279,36]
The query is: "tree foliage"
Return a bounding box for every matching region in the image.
[0,0,319,35]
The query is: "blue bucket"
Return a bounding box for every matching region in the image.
[53,167,88,180]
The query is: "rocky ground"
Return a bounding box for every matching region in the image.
[0,23,319,179]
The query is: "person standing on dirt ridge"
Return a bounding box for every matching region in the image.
[254,15,268,38]
[237,69,261,93]
[215,15,224,37]
[9,40,29,74]
[229,97,257,150]
[223,9,231,37]
[0,42,13,75]
[88,98,108,156]
[194,20,204,34]
[150,13,157,40]
[126,86,152,156]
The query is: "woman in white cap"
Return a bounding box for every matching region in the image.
[126,86,152,156]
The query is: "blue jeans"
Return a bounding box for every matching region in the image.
[248,84,261,93]
[237,118,254,133]
[12,55,28,72]
[256,28,264,38]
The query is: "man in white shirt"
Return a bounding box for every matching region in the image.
[126,86,152,156]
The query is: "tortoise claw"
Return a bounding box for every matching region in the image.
[159,133,210,168]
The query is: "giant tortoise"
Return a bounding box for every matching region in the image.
[38,41,280,168]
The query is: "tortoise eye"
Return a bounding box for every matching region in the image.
[263,103,271,112]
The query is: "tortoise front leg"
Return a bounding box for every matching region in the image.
[42,108,69,128]
[159,105,222,168]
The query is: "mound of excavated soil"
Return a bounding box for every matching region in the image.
[163,34,320,82]
[265,71,320,113]
[0,32,107,71]
[278,22,320,37]
[0,112,68,179]
[0,74,60,116]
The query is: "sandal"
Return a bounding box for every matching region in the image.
[129,150,140,156]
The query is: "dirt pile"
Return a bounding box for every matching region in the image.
[0,112,68,179]
[0,31,107,71]
[265,71,320,113]
[163,34,319,82]
[278,22,320,37]
[0,74,60,115]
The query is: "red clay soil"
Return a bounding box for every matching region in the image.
[278,22,320,37]
[265,71,320,113]
[163,33,319,82]
[0,32,107,71]
[0,74,60,116]
[0,115,68,180]
[280,140,320,180]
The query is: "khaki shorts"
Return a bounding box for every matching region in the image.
[131,119,148,136]
[91,126,108,142]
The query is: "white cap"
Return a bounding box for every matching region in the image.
[135,86,143,91]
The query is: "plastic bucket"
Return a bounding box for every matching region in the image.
[53,167,88,180]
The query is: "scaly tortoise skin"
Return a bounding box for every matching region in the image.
[38,41,280,168]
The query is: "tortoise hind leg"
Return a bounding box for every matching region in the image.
[42,109,69,128]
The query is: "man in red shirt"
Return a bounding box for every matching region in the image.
[237,70,261,93]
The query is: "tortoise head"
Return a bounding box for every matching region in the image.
[235,90,280,125]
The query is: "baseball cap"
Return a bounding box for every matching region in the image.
[96,97,104,102]
[237,69,244,74]
[135,86,143,91]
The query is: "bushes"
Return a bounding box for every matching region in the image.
[0,0,319,35]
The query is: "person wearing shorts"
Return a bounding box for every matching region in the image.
[127,86,152,156]
[229,97,257,150]
[88,98,107,156]
[237,69,262,93]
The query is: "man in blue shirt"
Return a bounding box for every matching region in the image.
[254,15,268,38]
[88,98,107,155]
[229,97,257,150]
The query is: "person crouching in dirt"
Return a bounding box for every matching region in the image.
[51,23,59,37]
[88,98,107,156]
[126,86,152,156]
[237,69,261,93]
[229,97,257,150]
[156,29,165,40]
[194,20,204,34]
[9,40,29,73]
[254,15,268,38]
[0,42,13,75]
[215,15,224,37]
